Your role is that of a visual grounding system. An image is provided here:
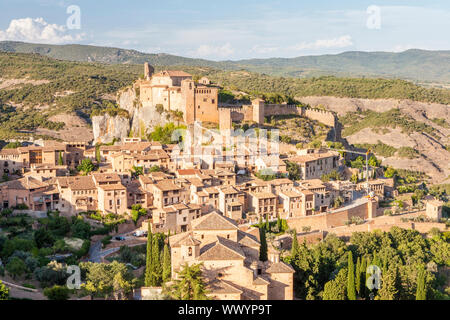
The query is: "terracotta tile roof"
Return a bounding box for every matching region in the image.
[176,234,201,247]
[155,70,192,78]
[93,173,121,183]
[99,145,121,151]
[237,230,260,247]
[154,180,181,191]
[269,178,294,186]
[253,277,270,285]
[2,177,48,190]
[121,142,153,152]
[191,211,237,231]
[99,184,126,191]
[177,169,201,176]
[288,152,337,164]
[280,190,302,198]
[207,280,243,295]
[0,148,19,156]
[187,178,204,187]
[56,176,96,191]
[126,181,145,194]
[250,192,276,199]
[265,262,295,274]
[198,236,246,261]
[219,186,239,195]
[203,187,219,194]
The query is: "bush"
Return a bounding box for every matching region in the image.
[384,209,393,216]
[6,256,27,279]
[44,285,70,300]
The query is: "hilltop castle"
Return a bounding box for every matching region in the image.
[137,63,219,124]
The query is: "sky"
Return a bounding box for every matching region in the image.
[0,0,449,60]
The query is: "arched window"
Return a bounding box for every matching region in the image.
[188,247,192,256]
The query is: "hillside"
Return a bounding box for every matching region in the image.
[1,41,449,85]
[0,52,449,182]
[298,96,450,183]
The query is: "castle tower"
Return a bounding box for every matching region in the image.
[144,62,154,81]
[182,79,196,124]
[252,99,265,125]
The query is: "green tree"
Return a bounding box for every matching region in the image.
[58,151,63,165]
[323,268,347,300]
[131,165,144,178]
[131,205,147,226]
[80,261,132,299]
[151,235,162,286]
[376,266,399,300]
[144,226,153,287]
[286,161,301,181]
[34,228,55,248]
[415,267,427,300]
[166,263,208,300]
[77,158,95,175]
[162,243,171,283]
[43,285,70,300]
[6,257,27,279]
[355,257,361,296]
[359,257,367,298]
[259,228,268,262]
[384,167,397,178]
[347,251,356,300]
[0,280,9,300]
[291,229,299,257]
[112,272,133,300]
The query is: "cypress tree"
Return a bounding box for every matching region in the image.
[265,214,270,231]
[371,252,381,269]
[152,234,162,286]
[355,257,361,296]
[347,251,356,300]
[360,256,367,298]
[377,266,399,300]
[58,151,63,165]
[415,267,427,300]
[291,229,299,257]
[144,225,153,287]
[259,228,268,261]
[162,243,171,283]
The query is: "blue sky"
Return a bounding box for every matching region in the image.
[0,0,449,60]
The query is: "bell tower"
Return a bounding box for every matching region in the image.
[144,62,154,81]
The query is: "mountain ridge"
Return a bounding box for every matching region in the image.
[1,41,449,84]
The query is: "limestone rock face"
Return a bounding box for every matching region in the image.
[92,114,130,144]
[93,85,175,143]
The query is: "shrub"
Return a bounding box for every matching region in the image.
[44,285,70,300]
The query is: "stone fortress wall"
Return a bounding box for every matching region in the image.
[218,99,337,130]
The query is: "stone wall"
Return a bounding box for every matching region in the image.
[218,103,337,129]
[287,200,369,231]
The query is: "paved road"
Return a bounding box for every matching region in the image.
[87,229,141,263]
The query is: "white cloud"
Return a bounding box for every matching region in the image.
[191,43,235,59]
[0,17,84,44]
[292,35,353,51]
[250,45,279,55]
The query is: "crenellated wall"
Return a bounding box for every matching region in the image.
[218,100,337,130]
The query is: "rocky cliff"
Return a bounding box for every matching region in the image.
[93,85,175,143]
[92,113,130,144]
[298,96,450,182]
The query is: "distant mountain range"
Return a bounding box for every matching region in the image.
[1,41,449,84]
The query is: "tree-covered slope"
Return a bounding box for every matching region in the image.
[1,41,449,84]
